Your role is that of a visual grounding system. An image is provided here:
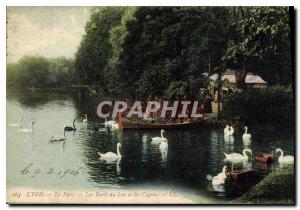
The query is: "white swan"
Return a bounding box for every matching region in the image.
[151,129,167,144]
[224,125,230,136]
[212,166,227,185]
[8,117,23,128]
[228,126,234,136]
[224,149,252,163]
[98,143,122,161]
[105,117,116,128]
[111,122,119,130]
[242,126,252,145]
[18,121,35,133]
[275,148,294,165]
[50,126,66,141]
[159,138,168,151]
[83,114,87,123]
[104,118,109,127]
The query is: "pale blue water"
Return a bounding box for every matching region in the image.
[6,91,295,200]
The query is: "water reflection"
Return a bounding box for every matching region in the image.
[6,91,295,200]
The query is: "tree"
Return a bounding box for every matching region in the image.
[7,56,76,89]
[74,7,125,92]
[223,7,291,88]
[16,55,51,88]
[113,7,231,99]
[48,57,76,87]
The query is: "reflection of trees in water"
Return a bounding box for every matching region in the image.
[69,88,111,122]
[166,129,210,189]
[79,129,124,187]
[7,91,72,108]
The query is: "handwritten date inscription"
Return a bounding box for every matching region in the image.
[19,162,84,178]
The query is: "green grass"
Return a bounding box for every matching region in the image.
[234,166,295,204]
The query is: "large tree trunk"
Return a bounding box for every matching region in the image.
[235,56,248,89]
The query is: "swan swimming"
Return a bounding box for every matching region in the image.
[111,122,119,130]
[50,126,67,142]
[224,125,234,142]
[65,118,76,131]
[228,126,234,136]
[224,149,252,171]
[83,114,87,123]
[97,143,122,161]
[224,125,230,136]
[151,129,167,144]
[159,138,168,151]
[224,149,252,163]
[105,118,116,128]
[275,148,294,165]
[242,126,252,145]
[211,166,227,185]
[18,121,35,133]
[8,117,23,128]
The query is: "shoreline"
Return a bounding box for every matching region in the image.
[233,166,295,205]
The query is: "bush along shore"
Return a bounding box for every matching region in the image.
[233,166,295,204]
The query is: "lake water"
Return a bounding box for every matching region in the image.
[6,90,295,203]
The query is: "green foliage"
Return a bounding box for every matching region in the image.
[7,55,75,89]
[75,7,293,98]
[224,7,292,85]
[74,7,126,92]
[236,166,294,204]
[222,86,294,127]
[48,57,76,87]
[8,55,50,88]
[110,7,230,98]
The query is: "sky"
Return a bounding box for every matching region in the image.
[7,7,92,63]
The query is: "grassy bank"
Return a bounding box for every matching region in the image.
[234,166,295,204]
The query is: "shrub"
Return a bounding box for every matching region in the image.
[222,86,294,127]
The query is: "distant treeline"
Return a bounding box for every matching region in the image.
[7,56,76,89]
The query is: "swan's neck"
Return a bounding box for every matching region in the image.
[73,119,76,129]
[222,167,226,176]
[243,150,250,158]
[161,131,164,138]
[62,127,66,137]
[278,149,284,157]
[117,145,121,157]
[244,128,248,134]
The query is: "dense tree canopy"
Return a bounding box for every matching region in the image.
[73,6,292,99]
[74,7,126,93]
[224,7,292,87]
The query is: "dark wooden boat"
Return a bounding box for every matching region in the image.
[227,168,256,180]
[255,152,274,164]
[118,117,202,129]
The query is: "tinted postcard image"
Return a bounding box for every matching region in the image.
[6,6,295,204]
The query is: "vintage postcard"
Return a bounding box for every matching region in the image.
[6,6,295,204]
